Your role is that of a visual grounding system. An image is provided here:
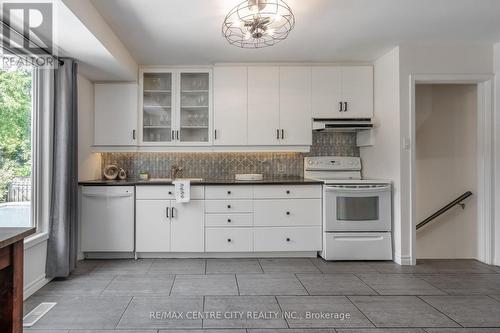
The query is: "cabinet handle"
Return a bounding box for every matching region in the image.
[344,102,348,112]
[281,129,284,140]
[276,129,280,140]
[286,190,290,194]
[168,191,172,195]
[214,129,217,140]
[171,130,175,140]
[227,238,232,242]
[339,102,343,112]
[171,207,175,218]
[176,130,179,140]
[227,204,231,209]
[286,238,291,242]
[166,207,169,218]
[227,218,232,223]
[286,211,290,215]
[227,190,231,195]
[132,129,136,140]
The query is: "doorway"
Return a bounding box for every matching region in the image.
[415,84,477,259]
[409,74,494,265]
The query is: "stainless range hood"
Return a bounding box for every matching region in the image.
[313,118,374,131]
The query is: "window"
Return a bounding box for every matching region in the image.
[0,66,34,227]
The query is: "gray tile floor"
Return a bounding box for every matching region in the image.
[23,258,500,332]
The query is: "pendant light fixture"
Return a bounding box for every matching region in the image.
[222,0,295,48]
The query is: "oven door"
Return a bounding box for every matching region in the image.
[324,184,391,232]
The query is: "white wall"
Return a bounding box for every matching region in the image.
[494,42,500,266]
[78,73,101,180]
[362,43,494,264]
[24,239,49,298]
[360,47,401,261]
[415,84,478,259]
[62,0,138,81]
[398,43,493,264]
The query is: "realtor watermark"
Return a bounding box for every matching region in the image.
[1,0,58,69]
[149,311,352,321]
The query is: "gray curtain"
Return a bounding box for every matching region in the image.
[46,59,78,278]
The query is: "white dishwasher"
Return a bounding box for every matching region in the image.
[81,186,134,252]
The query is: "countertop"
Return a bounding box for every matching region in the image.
[78,176,323,186]
[0,227,36,249]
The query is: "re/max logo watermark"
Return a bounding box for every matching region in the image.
[1,1,58,69]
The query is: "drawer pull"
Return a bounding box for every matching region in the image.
[227,190,231,195]
[286,238,291,242]
[286,190,290,194]
[227,238,232,242]
[227,205,231,209]
[286,211,290,215]
[168,191,172,195]
[227,219,232,223]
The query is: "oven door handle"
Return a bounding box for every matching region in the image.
[332,234,385,241]
[325,185,391,193]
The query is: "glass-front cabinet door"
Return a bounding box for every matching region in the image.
[140,69,211,145]
[178,71,210,143]
[142,72,173,143]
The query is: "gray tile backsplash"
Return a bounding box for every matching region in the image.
[100,132,359,179]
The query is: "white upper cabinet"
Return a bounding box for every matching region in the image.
[312,66,373,119]
[178,71,211,144]
[95,65,372,150]
[141,71,174,144]
[279,67,312,145]
[341,66,373,118]
[213,67,248,146]
[247,66,280,145]
[94,83,138,146]
[139,68,212,146]
[311,67,342,118]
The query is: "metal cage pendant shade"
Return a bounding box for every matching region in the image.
[222,0,295,48]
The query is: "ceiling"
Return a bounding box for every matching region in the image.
[91,0,500,65]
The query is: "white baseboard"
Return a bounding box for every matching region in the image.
[394,253,414,265]
[84,252,135,259]
[136,251,319,259]
[24,274,52,300]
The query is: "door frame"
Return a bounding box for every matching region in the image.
[409,74,495,265]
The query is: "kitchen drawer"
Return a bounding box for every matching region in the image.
[321,232,392,260]
[253,185,322,199]
[254,227,322,252]
[254,199,321,226]
[205,214,253,227]
[205,200,253,213]
[136,185,204,200]
[205,185,253,199]
[205,228,253,252]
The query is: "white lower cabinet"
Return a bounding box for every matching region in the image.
[205,214,253,227]
[205,200,253,213]
[136,186,205,253]
[253,185,322,199]
[205,228,253,252]
[171,200,204,252]
[136,199,171,252]
[253,199,321,227]
[254,227,322,252]
[203,184,322,253]
[135,184,322,254]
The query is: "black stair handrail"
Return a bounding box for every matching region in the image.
[416,191,473,230]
